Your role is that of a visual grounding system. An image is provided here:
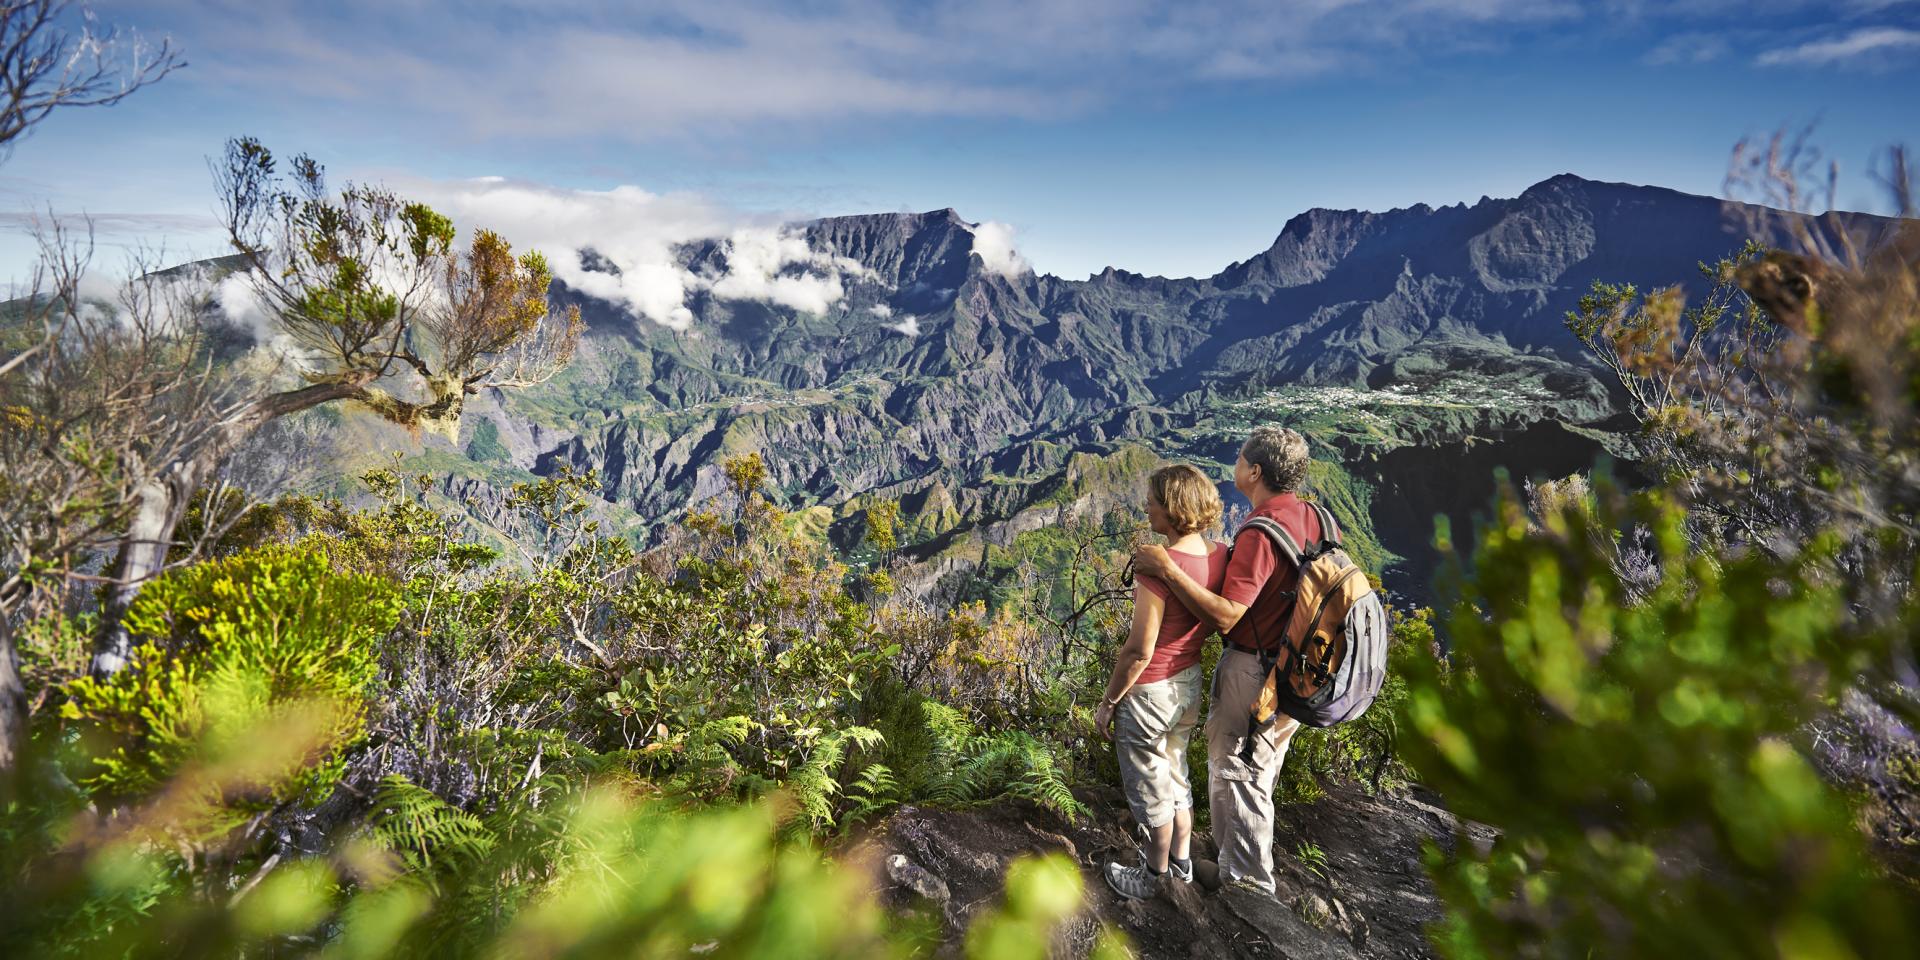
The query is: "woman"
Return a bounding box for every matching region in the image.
[1094,463,1228,900]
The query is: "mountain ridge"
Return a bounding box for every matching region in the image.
[234,172,1898,603]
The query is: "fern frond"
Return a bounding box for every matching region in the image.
[919,730,1086,819]
[369,775,498,879]
[787,725,889,830]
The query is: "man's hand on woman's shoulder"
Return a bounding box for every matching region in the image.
[1132,543,1173,579]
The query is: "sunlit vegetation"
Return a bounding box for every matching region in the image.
[2,456,1128,956]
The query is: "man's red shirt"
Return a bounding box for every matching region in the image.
[1219,492,1337,651]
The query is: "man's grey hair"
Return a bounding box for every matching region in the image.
[1242,425,1309,493]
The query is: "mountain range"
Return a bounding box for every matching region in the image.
[248,173,1874,604]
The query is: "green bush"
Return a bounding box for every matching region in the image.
[2,751,1103,959]
[3,461,1120,955]
[61,542,401,806]
[1398,487,1920,958]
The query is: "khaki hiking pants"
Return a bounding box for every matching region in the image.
[1206,648,1300,893]
[1114,664,1203,829]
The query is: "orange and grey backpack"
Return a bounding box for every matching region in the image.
[1238,503,1388,758]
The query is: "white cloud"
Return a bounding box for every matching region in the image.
[887,314,921,336]
[398,177,881,329]
[868,303,893,318]
[703,226,868,316]
[1757,27,1920,66]
[211,270,322,368]
[399,178,745,330]
[967,221,1031,280]
[114,0,1632,142]
[211,271,268,338]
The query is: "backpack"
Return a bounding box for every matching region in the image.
[1237,502,1389,755]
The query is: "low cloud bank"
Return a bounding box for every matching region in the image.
[403,178,929,330]
[391,178,1033,331]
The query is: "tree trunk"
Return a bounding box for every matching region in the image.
[88,375,377,678]
[0,614,27,788]
[90,466,199,678]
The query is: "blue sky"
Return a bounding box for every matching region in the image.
[2,0,1917,285]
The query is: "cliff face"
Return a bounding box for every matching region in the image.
[244,176,1885,598]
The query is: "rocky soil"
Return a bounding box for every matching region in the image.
[850,782,1496,959]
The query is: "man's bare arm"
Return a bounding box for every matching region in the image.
[1133,545,1247,634]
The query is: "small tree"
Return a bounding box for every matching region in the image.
[87,138,581,677]
[1567,137,1919,624]
[0,231,237,779]
[1401,486,1919,958]
[1410,139,1920,956]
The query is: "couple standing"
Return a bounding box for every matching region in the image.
[1091,425,1335,899]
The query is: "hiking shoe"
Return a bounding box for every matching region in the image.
[1132,824,1193,883]
[1104,860,1165,901]
[1121,825,1182,883]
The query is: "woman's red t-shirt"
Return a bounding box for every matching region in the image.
[1134,542,1229,684]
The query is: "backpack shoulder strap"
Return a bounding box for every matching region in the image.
[1308,502,1342,546]
[1243,516,1306,570]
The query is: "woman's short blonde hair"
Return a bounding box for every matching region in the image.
[1149,464,1223,536]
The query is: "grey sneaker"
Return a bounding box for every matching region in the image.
[1104,860,1165,900]
[1132,824,1193,883]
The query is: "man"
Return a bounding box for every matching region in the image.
[1131,425,1331,894]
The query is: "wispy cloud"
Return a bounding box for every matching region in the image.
[1757,26,1920,66]
[1643,32,1732,65]
[102,0,1647,142]
[0,211,227,283]
[0,211,221,240]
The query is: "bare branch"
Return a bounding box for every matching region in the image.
[0,0,181,157]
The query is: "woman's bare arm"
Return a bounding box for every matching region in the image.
[1100,587,1163,706]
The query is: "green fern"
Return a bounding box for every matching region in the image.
[369,775,497,883]
[910,713,1087,820]
[650,715,760,800]
[788,725,885,830]
[1295,841,1330,882]
[999,734,1086,819]
[843,764,899,827]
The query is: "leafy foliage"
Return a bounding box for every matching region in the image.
[60,542,400,806]
[1400,483,1919,957]
[965,854,1130,960]
[1391,149,1920,957]
[216,138,580,439]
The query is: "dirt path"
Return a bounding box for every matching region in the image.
[849,783,1495,959]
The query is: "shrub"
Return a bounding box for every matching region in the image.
[61,542,400,807]
[1398,485,1920,957]
[2,736,1105,959]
